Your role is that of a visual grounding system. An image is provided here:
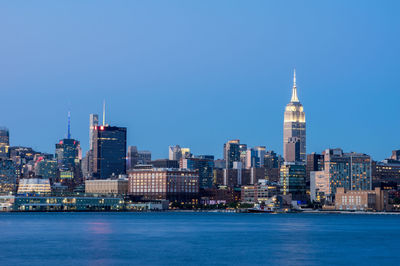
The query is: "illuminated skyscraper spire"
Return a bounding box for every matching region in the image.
[291,69,299,102]
[102,100,106,126]
[67,111,71,139]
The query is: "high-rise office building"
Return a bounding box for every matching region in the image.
[55,113,82,187]
[0,127,10,159]
[280,162,306,201]
[169,145,191,161]
[55,112,81,171]
[169,145,182,161]
[89,114,99,150]
[55,139,81,171]
[92,125,127,179]
[245,146,266,168]
[224,140,241,169]
[283,70,306,162]
[127,146,139,170]
[181,155,215,189]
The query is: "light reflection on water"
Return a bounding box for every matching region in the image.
[0,212,399,265]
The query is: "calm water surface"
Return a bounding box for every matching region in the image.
[0,212,399,265]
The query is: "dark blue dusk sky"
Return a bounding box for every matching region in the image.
[0,1,398,160]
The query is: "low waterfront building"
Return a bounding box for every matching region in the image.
[85,178,128,195]
[0,195,15,211]
[13,196,124,211]
[126,200,169,211]
[241,180,279,203]
[17,178,51,195]
[128,168,199,204]
[335,187,389,211]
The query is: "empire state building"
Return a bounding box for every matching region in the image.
[283,70,306,162]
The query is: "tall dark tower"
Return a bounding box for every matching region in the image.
[283,70,306,162]
[92,102,127,179]
[92,125,127,179]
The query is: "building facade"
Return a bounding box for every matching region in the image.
[280,162,306,201]
[224,140,241,169]
[85,179,128,195]
[92,125,127,179]
[0,159,17,194]
[324,149,372,198]
[128,168,199,204]
[310,170,329,202]
[335,187,389,211]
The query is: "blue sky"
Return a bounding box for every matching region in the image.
[0,1,398,160]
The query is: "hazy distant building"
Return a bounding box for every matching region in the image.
[137,150,152,165]
[283,70,306,162]
[214,159,226,169]
[127,146,139,170]
[0,127,10,159]
[151,159,179,169]
[92,125,127,179]
[245,146,266,169]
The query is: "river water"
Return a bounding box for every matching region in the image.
[0,212,398,265]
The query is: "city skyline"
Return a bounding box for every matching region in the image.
[0,68,398,162]
[0,1,399,160]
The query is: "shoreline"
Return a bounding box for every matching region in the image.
[1,209,400,215]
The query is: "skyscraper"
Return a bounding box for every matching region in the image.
[280,162,306,201]
[169,145,182,161]
[224,140,241,169]
[283,70,306,162]
[0,127,10,159]
[92,125,127,179]
[55,112,82,186]
[89,114,99,150]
